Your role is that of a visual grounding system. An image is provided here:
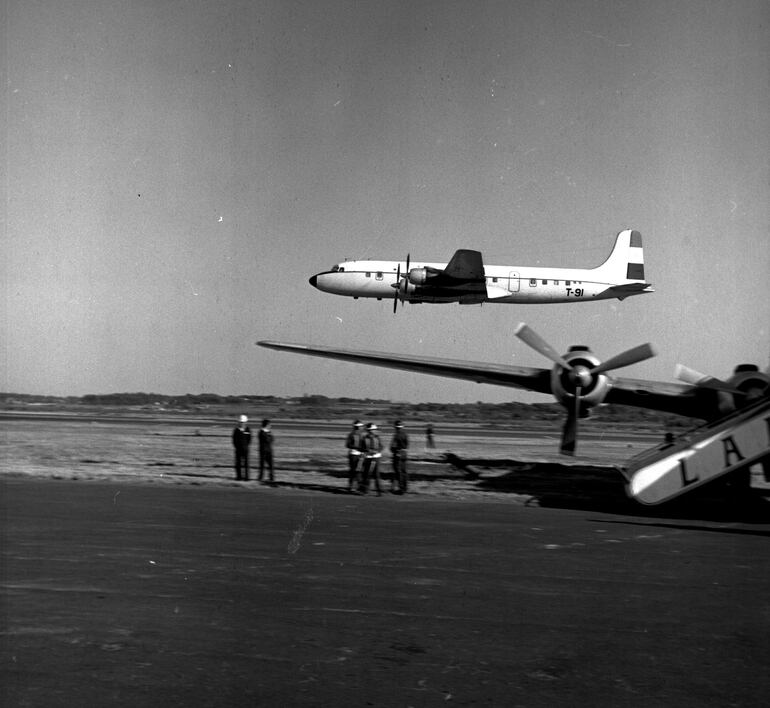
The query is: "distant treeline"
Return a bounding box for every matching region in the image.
[0,392,697,428]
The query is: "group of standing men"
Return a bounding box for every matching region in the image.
[232,415,413,495]
[231,415,274,482]
[346,419,409,496]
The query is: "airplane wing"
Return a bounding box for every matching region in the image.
[258,341,553,393]
[603,376,701,417]
[257,340,701,416]
[441,250,485,282]
[406,249,488,303]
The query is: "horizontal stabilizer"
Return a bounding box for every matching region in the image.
[604,282,654,300]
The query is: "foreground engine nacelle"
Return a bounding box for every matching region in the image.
[727,364,770,401]
[714,364,770,415]
[515,323,656,455]
[550,346,612,414]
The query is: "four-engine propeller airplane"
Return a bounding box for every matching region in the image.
[309,229,653,311]
[258,324,769,459]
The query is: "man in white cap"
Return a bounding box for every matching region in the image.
[345,420,364,493]
[232,415,252,480]
[360,423,383,496]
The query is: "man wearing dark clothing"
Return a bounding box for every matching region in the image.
[232,415,252,480]
[360,423,383,496]
[258,419,274,483]
[345,420,364,493]
[390,420,409,494]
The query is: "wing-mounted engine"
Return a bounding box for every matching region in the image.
[515,324,656,455]
[392,249,487,313]
[675,362,770,418]
[392,255,442,312]
[407,267,436,286]
[550,346,612,413]
[727,364,770,402]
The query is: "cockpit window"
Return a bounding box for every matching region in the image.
[331,265,344,272]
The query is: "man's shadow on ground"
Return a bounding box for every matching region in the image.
[221,454,769,523]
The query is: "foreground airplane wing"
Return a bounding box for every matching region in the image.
[258,341,553,393]
[257,340,695,415]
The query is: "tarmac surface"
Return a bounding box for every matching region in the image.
[2,477,770,707]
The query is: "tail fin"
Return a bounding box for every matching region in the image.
[593,229,647,283]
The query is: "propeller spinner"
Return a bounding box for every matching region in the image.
[514,323,656,455]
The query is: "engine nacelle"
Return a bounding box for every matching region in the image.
[728,364,770,399]
[549,346,612,413]
[408,268,428,286]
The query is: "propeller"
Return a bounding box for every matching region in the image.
[392,254,410,314]
[592,343,657,376]
[515,323,656,455]
[561,383,581,455]
[674,364,741,394]
[514,323,574,370]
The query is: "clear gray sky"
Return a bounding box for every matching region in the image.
[4,1,769,404]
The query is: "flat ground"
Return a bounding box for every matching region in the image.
[2,413,769,706]
[0,412,676,501]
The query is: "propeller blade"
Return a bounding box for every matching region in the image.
[393,264,401,313]
[591,343,656,375]
[514,323,574,370]
[674,364,741,393]
[560,386,580,456]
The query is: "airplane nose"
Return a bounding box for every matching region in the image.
[309,275,318,288]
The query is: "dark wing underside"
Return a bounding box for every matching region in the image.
[441,250,485,282]
[412,250,488,301]
[258,341,552,392]
[257,340,701,417]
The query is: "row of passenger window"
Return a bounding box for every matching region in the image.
[340,268,582,287]
[485,277,581,286]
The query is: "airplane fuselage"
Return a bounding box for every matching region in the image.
[311,261,648,304]
[310,229,653,305]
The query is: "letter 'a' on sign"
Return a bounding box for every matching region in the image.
[626,398,770,505]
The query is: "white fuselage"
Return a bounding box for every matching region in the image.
[312,261,644,304]
[309,230,652,304]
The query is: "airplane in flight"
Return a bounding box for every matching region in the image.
[258,324,769,458]
[309,229,653,312]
